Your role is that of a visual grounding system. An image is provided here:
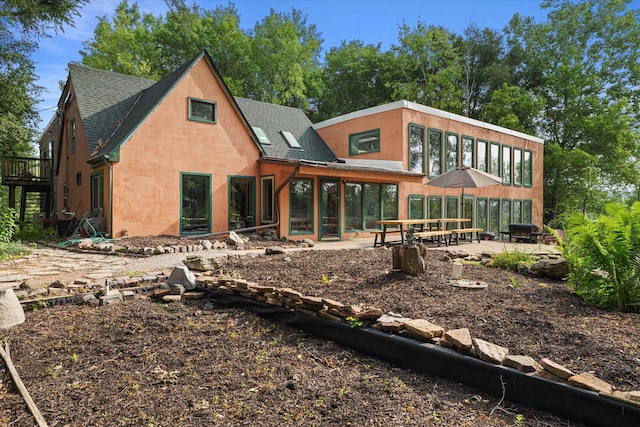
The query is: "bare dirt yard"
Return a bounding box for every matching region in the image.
[2,237,639,426]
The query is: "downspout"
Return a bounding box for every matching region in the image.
[103,155,113,237]
[185,163,301,239]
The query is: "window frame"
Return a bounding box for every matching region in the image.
[260,175,275,224]
[476,139,488,172]
[427,127,443,178]
[289,178,314,235]
[445,132,459,172]
[408,194,425,220]
[501,198,512,240]
[90,172,104,212]
[502,144,512,185]
[476,197,488,234]
[489,141,501,177]
[428,195,443,220]
[408,123,425,173]
[188,97,217,124]
[523,149,533,187]
[523,199,533,224]
[461,135,474,168]
[513,147,523,187]
[349,129,380,156]
[445,196,459,219]
[180,172,212,236]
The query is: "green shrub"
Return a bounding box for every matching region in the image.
[0,241,31,262]
[14,222,57,242]
[488,247,535,271]
[560,202,640,312]
[0,207,17,243]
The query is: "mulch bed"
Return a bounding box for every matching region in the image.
[2,240,638,426]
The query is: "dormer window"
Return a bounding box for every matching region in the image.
[252,126,271,144]
[281,131,302,149]
[188,97,217,124]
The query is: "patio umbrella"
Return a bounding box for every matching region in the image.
[426,166,502,217]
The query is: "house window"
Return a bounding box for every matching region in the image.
[91,173,104,212]
[70,119,76,154]
[523,200,532,224]
[281,131,302,149]
[76,171,82,186]
[502,145,512,185]
[476,198,488,233]
[501,199,511,240]
[428,195,442,219]
[349,129,380,155]
[477,139,488,172]
[344,182,398,230]
[188,97,217,124]
[462,194,474,222]
[445,132,459,172]
[461,135,474,168]
[408,123,425,173]
[253,127,271,145]
[181,173,211,235]
[229,176,255,230]
[489,198,501,237]
[445,196,458,218]
[427,128,443,177]
[260,176,275,223]
[513,199,522,223]
[513,148,522,186]
[489,142,501,177]
[523,150,533,187]
[290,178,313,234]
[63,183,68,211]
[408,195,425,220]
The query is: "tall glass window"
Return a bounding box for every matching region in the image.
[523,200,532,224]
[445,132,459,172]
[513,148,522,186]
[445,196,459,218]
[490,142,501,177]
[290,178,313,234]
[428,196,442,219]
[489,198,501,237]
[428,128,442,177]
[513,199,522,223]
[461,135,474,168]
[181,173,211,235]
[524,150,533,187]
[344,182,398,230]
[409,195,425,220]
[477,139,488,172]
[501,199,511,240]
[476,198,488,233]
[408,123,425,173]
[502,145,512,185]
[229,176,255,230]
[345,183,363,231]
[260,176,275,223]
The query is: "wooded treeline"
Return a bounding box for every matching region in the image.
[2,0,640,224]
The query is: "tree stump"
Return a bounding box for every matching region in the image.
[392,246,425,275]
[0,287,25,329]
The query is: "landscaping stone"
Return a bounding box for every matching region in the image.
[528,258,568,279]
[265,246,288,255]
[472,338,509,364]
[166,266,196,290]
[444,328,473,353]
[568,372,613,394]
[162,294,182,303]
[0,287,25,329]
[183,255,222,272]
[503,355,540,373]
[540,358,575,380]
[403,319,444,339]
[99,293,123,306]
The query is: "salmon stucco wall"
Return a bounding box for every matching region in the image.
[109,58,262,237]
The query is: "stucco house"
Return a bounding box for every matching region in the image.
[36,50,543,242]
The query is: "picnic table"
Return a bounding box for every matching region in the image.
[374,218,476,247]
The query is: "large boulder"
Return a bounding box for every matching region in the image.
[528,257,568,279]
[166,266,197,290]
[0,287,26,329]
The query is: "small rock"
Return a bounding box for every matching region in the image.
[568,372,613,394]
[265,246,288,255]
[183,291,205,300]
[503,355,539,373]
[444,328,473,353]
[403,319,445,339]
[199,240,213,250]
[539,358,575,380]
[472,338,509,364]
[162,294,182,303]
[0,287,26,329]
[99,293,123,306]
[167,266,197,290]
[302,238,315,247]
[49,280,65,288]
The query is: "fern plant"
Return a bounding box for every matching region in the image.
[560,202,640,312]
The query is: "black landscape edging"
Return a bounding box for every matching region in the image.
[208,291,640,427]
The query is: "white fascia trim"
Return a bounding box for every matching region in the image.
[313,100,544,145]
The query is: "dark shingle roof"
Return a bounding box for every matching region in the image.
[69,51,337,163]
[68,63,155,155]
[234,97,338,162]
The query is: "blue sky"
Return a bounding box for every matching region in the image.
[34,0,551,131]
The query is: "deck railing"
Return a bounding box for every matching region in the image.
[1,157,52,185]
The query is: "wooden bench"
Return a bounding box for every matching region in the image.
[414,230,452,246]
[371,229,402,247]
[500,223,543,243]
[447,227,483,244]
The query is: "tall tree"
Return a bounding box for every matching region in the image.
[390,22,463,113]
[313,40,396,122]
[506,0,640,222]
[0,0,86,157]
[248,8,323,111]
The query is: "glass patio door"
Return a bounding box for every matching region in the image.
[320,178,340,239]
[180,173,211,235]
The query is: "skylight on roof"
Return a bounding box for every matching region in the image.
[281,131,302,149]
[252,126,271,144]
